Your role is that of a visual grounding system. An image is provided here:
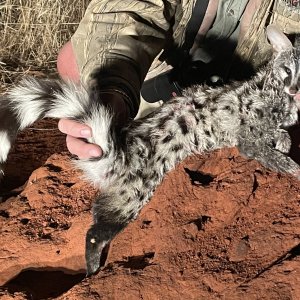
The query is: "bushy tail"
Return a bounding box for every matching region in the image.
[7,77,91,128]
[1,77,118,187]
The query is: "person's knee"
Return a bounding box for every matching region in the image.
[57,41,80,83]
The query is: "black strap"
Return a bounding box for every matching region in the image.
[141,0,210,103]
[182,0,210,51]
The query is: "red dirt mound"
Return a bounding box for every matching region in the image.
[1,120,300,299]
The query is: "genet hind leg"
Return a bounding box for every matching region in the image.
[238,137,300,177]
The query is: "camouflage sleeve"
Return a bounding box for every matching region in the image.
[71,0,180,117]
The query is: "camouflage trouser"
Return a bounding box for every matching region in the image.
[235,0,300,68]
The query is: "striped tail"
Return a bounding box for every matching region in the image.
[0,77,118,188]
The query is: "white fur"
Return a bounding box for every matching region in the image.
[5,77,117,189]
[82,105,113,154]
[8,82,47,130]
[46,82,89,119]
[0,131,11,162]
[75,157,115,189]
[266,24,293,53]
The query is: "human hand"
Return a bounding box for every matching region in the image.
[57,42,101,159]
[58,119,102,159]
[58,90,131,159]
[57,41,133,159]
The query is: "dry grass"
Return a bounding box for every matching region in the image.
[0,0,89,92]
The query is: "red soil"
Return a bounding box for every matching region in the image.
[1,120,300,299]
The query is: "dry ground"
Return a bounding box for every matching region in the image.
[1,1,300,299]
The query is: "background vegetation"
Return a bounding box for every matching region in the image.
[0,0,89,92]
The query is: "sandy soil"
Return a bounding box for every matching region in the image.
[1,120,300,300]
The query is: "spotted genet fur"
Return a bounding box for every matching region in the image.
[0,25,299,275]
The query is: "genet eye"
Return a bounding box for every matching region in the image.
[285,67,291,74]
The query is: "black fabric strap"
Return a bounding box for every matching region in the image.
[140,0,210,103]
[182,0,210,51]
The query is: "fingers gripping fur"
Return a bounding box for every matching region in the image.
[73,105,117,189]
[1,77,116,187]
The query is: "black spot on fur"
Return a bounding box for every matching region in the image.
[136,190,142,198]
[271,107,280,114]
[137,149,147,159]
[192,100,204,110]
[204,130,211,137]
[194,133,199,147]
[168,110,175,118]
[171,144,184,152]
[128,173,135,181]
[105,170,114,178]
[238,100,243,113]
[194,115,200,124]
[178,116,189,135]
[163,164,168,174]
[256,80,264,90]
[162,133,174,144]
[151,172,160,181]
[156,155,162,162]
[158,115,171,130]
[136,169,143,177]
[255,109,264,118]
[209,94,219,102]
[144,181,153,189]
[224,105,235,114]
[199,114,206,121]
[127,211,136,221]
[246,100,253,110]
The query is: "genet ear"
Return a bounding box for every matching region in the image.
[266,24,293,53]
